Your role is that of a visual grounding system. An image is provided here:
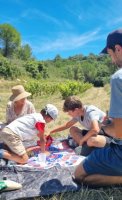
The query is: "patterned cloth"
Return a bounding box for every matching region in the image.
[0,138,83,199]
[0,165,81,199]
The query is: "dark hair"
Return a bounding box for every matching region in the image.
[108,45,116,51]
[108,43,122,52]
[41,108,53,119]
[63,96,83,112]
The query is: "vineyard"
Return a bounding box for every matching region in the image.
[25,80,92,99]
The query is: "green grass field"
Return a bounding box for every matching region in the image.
[1,80,122,200]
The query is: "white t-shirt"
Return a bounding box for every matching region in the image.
[6,113,45,141]
[73,105,106,130]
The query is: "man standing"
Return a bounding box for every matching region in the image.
[74,29,122,185]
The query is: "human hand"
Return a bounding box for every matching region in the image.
[79,140,84,146]
[40,138,45,152]
[44,151,50,156]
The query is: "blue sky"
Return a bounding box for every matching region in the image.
[0,0,122,60]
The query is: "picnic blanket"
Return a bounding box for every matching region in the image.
[23,138,84,169]
[0,138,85,200]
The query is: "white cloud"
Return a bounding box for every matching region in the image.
[31,29,101,53]
[21,9,61,26]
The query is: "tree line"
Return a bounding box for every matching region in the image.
[0,23,116,86]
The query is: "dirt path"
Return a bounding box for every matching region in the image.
[81,86,110,112]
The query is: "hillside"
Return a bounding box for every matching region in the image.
[0,81,110,137]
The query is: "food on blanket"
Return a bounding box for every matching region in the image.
[0,180,22,191]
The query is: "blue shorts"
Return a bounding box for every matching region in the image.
[83,142,122,176]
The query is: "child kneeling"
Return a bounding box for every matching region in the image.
[0,104,58,164]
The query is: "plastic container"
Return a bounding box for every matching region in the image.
[38,153,46,165]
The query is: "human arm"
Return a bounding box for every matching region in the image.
[79,120,100,145]
[38,132,46,152]
[50,119,77,134]
[6,102,13,124]
[35,122,46,152]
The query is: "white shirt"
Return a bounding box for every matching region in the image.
[6,113,45,141]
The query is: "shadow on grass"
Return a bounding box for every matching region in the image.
[18,182,122,200]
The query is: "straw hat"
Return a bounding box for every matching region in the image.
[9,85,31,102]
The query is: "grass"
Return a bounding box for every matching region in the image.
[23,187,122,200]
[1,80,122,200]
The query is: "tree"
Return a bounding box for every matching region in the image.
[17,44,32,60]
[0,23,21,57]
[0,55,22,79]
[24,60,39,78]
[54,54,62,61]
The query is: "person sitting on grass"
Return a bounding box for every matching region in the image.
[74,28,122,186]
[6,84,36,124]
[0,104,58,164]
[50,96,112,150]
[0,85,35,130]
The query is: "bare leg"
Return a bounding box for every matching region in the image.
[87,135,107,148]
[70,126,83,145]
[3,150,29,164]
[26,146,40,153]
[74,162,87,183]
[84,174,122,186]
[74,162,122,186]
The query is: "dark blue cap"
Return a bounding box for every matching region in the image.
[101,29,122,54]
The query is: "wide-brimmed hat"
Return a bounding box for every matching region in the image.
[9,85,31,102]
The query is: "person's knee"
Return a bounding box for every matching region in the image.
[87,137,98,147]
[74,162,87,183]
[70,126,77,137]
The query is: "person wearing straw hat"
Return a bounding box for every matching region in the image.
[6,85,35,124]
[0,104,58,164]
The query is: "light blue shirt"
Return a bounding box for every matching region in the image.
[109,68,122,118]
[73,105,106,130]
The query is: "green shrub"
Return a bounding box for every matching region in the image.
[59,81,92,99]
[25,80,92,99]
[0,55,22,79]
[24,60,49,79]
[25,80,59,97]
[24,60,39,78]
